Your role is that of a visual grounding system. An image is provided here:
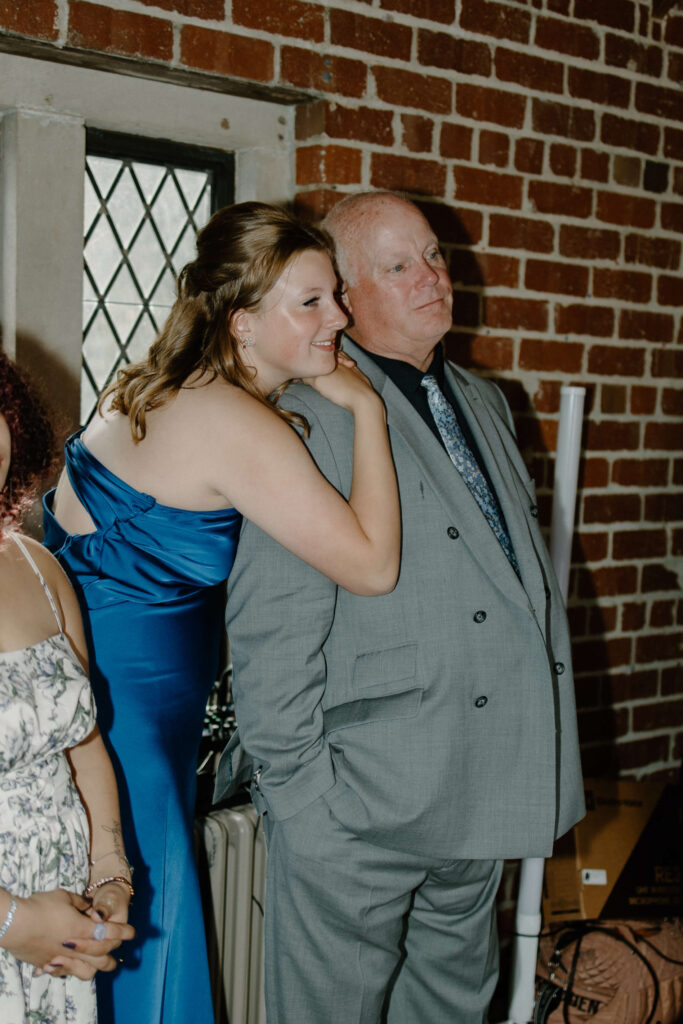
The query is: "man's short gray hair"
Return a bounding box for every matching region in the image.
[322,190,412,286]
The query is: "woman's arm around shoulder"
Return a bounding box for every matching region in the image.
[202,365,400,597]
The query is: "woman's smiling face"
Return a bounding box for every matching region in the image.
[234,249,348,395]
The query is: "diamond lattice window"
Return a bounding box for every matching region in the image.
[81,131,233,425]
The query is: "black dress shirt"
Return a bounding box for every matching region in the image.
[361,344,502,502]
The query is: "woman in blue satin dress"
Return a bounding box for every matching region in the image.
[43,202,400,1024]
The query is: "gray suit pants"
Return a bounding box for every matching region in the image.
[262,794,503,1024]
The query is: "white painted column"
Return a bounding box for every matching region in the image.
[0,108,85,426]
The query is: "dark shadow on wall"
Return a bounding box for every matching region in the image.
[12,329,80,432]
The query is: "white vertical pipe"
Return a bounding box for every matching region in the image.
[506,385,585,1024]
[507,856,545,1023]
[550,387,586,599]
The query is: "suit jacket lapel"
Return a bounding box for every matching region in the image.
[444,361,550,622]
[344,338,530,611]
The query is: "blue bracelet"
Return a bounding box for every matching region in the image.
[0,897,17,942]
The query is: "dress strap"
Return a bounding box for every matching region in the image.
[11,533,64,634]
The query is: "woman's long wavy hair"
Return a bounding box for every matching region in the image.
[103,201,337,441]
[0,351,57,532]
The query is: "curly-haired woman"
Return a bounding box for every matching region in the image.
[0,352,134,1023]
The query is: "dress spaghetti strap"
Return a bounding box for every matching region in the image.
[10,533,64,635]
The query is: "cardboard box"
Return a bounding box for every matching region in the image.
[543,778,682,922]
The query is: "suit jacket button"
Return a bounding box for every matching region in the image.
[473,610,487,623]
[474,696,488,708]
[554,661,565,675]
[530,504,539,518]
[544,585,551,598]
[447,526,460,539]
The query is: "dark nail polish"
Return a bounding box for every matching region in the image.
[62,941,77,949]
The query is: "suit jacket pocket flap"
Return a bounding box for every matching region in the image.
[352,642,417,692]
[324,687,422,734]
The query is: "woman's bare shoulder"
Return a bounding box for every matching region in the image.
[18,534,87,653]
[178,375,283,431]
[182,373,253,406]
[17,535,72,593]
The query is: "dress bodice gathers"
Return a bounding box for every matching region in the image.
[43,429,242,609]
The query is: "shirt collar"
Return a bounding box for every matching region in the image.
[357,343,446,395]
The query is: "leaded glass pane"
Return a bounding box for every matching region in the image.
[81,149,215,425]
[106,170,146,249]
[85,216,121,295]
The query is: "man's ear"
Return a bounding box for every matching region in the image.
[338,284,353,318]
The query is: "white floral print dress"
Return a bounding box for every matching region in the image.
[0,535,97,1024]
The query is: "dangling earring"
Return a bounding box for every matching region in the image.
[239,335,254,348]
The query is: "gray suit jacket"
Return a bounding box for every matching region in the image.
[216,338,585,860]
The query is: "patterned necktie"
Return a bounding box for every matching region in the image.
[421,375,520,577]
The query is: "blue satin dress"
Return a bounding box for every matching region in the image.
[43,430,242,1024]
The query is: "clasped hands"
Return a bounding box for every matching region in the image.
[4,886,135,980]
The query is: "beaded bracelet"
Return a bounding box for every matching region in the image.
[0,897,17,942]
[84,876,135,900]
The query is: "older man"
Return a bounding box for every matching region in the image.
[217,192,584,1023]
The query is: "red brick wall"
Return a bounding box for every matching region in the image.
[2,0,682,782]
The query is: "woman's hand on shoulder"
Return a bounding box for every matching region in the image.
[302,352,381,414]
